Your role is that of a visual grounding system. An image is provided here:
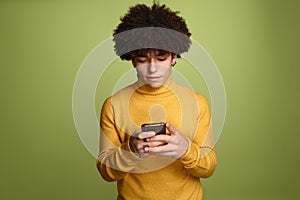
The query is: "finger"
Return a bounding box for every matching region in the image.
[147,134,178,144]
[146,141,167,147]
[145,143,177,153]
[166,123,178,136]
[135,140,162,153]
[138,131,156,139]
[132,129,142,137]
[135,142,147,152]
[136,140,167,153]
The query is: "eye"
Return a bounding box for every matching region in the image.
[134,57,147,63]
[137,59,146,63]
[157,56,168,61]
[133,56,147,63]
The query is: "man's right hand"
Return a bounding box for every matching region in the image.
[129,130,163,158]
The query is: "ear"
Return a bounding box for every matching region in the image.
[171,54,177,66]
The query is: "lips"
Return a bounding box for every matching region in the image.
[146,76,161,81]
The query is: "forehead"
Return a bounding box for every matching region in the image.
[132,49,170,57]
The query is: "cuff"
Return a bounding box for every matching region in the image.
[179,138,200,168]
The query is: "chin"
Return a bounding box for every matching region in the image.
[147,82,163,88]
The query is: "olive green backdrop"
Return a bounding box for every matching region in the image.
[1,0,299,199]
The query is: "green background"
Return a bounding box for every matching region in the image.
[1,0,299,199]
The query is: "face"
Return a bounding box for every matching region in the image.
[132,49,177,88]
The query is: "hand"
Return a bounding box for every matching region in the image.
[144,123,189,159]
[130,130,164,158]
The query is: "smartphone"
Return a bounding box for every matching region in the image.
[141,122,166,135]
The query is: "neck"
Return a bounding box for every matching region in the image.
[134,76,173,96]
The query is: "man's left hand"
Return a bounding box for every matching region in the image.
[143,123,189,159]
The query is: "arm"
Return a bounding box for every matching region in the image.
[145,95,217,178]
[179,95,217,178]
[96,97,141,182]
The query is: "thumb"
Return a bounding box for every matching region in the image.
[166,123,177,136]
[132,130,142,137]
[138,131,156,139]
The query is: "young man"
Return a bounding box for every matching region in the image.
[96,3,217,200]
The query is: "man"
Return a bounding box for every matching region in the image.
[96,3,217,200]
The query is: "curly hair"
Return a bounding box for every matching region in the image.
[113,3,192,60]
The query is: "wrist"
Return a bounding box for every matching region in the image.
[178,137,191,159]
[178,137,189,159]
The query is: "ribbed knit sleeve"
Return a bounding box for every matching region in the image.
[96,97,141,182]
[179,95,217,178]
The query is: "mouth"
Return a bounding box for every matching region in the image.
[146,76,162,81]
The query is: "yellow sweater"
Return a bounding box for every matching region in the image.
[96,79,217,200]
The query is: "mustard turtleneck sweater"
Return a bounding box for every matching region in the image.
[96,79,217,200]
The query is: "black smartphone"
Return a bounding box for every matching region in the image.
[141,122,166,135]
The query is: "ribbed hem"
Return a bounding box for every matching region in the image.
[179,139,200,168]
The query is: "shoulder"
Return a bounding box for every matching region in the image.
[171,81,210,115]
[102,82,136,110]
[111,83,136,99]
[172,81,208,102]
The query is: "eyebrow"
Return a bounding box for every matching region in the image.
[156,52,169,56]
[135,54,148,57]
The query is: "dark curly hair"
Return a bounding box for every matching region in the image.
[113,3,192,60]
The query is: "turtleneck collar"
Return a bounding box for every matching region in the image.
[132,75,175,97]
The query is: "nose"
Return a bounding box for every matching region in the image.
[148,59,157,73]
